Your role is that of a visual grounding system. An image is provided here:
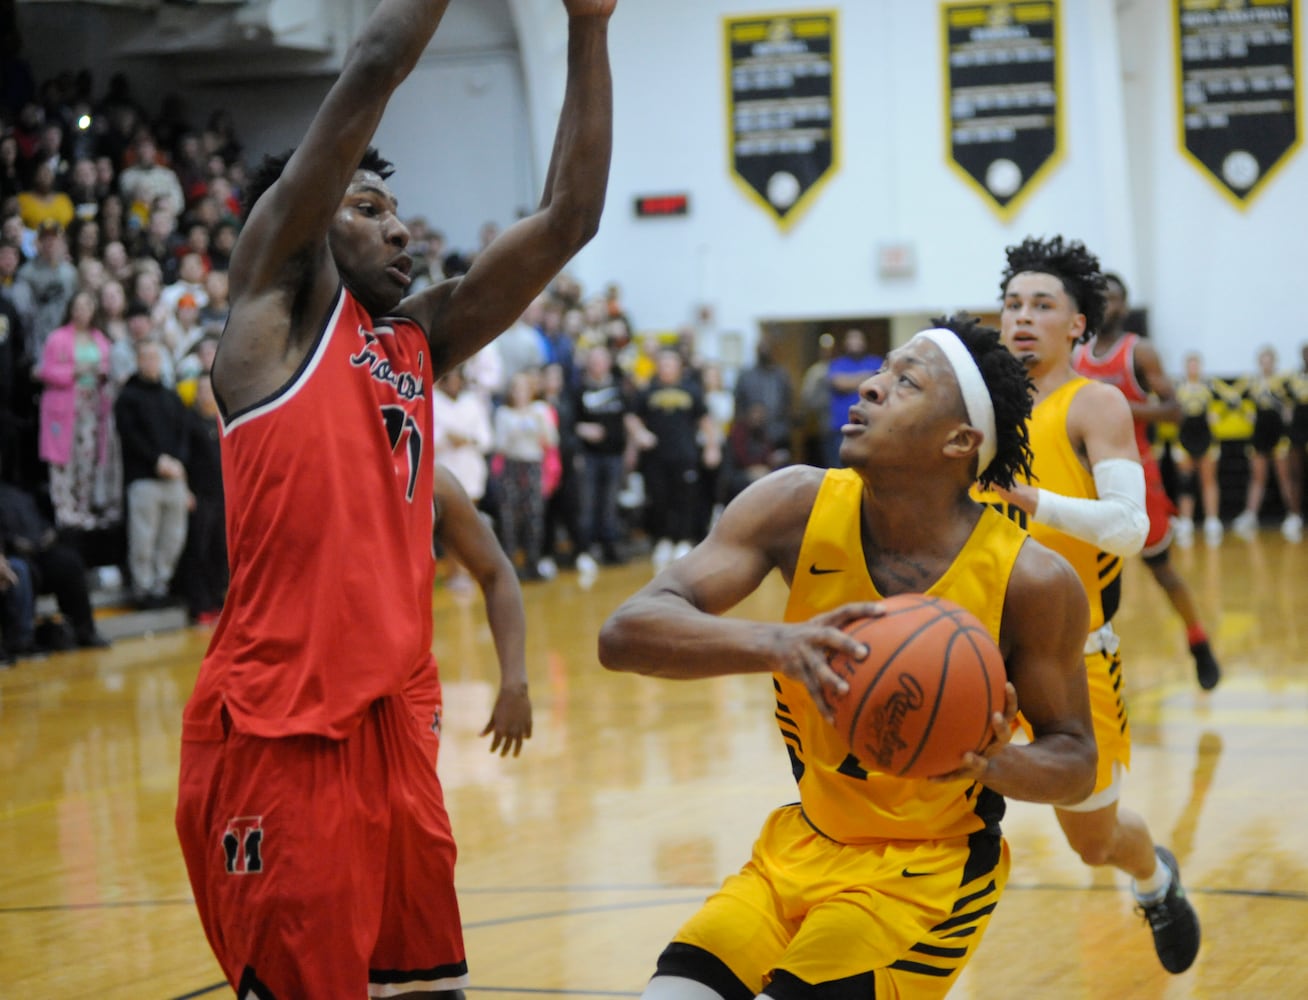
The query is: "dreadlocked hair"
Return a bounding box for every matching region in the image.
[242,146,396,221]
[928,314,1035,491]
[999,235,1108,342]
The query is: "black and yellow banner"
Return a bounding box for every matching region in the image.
[725,11,838,229]
[1176,0,1300,207]
[942,1,1063,219]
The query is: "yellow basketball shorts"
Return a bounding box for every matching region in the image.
[1082,642,1131,796]
[655,804,1010,999]
[1016,637,1130,801]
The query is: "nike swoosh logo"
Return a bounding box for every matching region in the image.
[809,564,842,575]
[901,869,932,878]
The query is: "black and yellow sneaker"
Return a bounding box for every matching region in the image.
[1137,846,1201,974]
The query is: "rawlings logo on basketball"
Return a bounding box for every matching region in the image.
[864,674,925,768]
[829,594,1007,779]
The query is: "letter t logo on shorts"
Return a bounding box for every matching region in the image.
[223,816,265,874]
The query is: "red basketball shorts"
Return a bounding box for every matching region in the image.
[175,695,467,998]
[1142,456,1176,557]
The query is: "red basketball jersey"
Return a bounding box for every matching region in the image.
[184,286,437,740]
[1072,333,1152,458]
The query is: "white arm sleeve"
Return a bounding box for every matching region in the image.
[1031,458,1148,556]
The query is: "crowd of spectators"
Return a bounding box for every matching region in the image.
[0,63,814,663]
[0,69,243,663]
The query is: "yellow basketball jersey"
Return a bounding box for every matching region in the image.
[779,468,1025,844]
[973,377,1121,632]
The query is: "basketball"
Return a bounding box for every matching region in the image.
[829,594,1007,779]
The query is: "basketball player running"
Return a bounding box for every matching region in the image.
[173,0,615,995]
[600,316,1099,999]
[1072,272,1222,690]
[983,236,1200,975]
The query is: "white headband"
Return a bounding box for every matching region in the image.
[911,328,997,476]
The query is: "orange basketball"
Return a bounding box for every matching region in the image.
[828,593,1007,779]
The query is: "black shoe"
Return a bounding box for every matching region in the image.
[75,629,112,649]
[1136,846,1200,974]
[1190,640,1221,691]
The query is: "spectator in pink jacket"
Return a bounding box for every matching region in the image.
[37,289,122,531]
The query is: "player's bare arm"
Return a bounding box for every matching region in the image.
[1133,339,1184,425]
[434,465,531,756]
[953,540,1096,804]
[1068,379,1141,467]
[994,381,1139,517]
[598,467,874,720]
[215,0,456,414]
[399,0,616,375]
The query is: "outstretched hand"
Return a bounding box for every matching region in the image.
[563,0,616,16]
[930,682,1020,784]
[772,601,883,725]
[481,684,533,757]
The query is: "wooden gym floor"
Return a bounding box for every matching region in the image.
[1,530,1305,998]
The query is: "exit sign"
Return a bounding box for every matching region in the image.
[634,193,690,218]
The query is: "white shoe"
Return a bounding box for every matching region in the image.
[576,552,598,577]
[537,557,558,580]
[1232,510,1258,539]
[672,540,694,561]
[1173,518,1194,549]
[652,539,674,571]
[1282,514,1303,542]
[1203,517,1224,547]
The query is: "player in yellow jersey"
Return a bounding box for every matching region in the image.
[1073,273,1221,689]
[600,316,1098,999]
[987,236,1201,975]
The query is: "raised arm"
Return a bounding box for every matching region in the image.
[433,464,532,756]
[958,540,1097,805]
[231,0,454,296]
[215,0,455,412]
[402,0,616,373]
[597,466,875,720]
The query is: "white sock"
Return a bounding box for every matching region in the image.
[642,976,728,1000]
[1133,857,1172,901]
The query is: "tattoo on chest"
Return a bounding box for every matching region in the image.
[870,555,936,594]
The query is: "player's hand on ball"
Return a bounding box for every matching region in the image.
[773,602,881,724]
[482,683,533,757]
[930,682,1019,784]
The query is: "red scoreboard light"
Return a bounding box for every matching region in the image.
[634,193,690,218]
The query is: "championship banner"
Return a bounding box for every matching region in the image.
[725,11,838,230]
[942,1,1063,219]
[1176,0,1300,207]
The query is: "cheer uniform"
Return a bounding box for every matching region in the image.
[1287,369,1308,448]
[1175,378,1217,460]
[654,469,1021,999]
[175,285,467,998]
[1249,371,1291,457]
